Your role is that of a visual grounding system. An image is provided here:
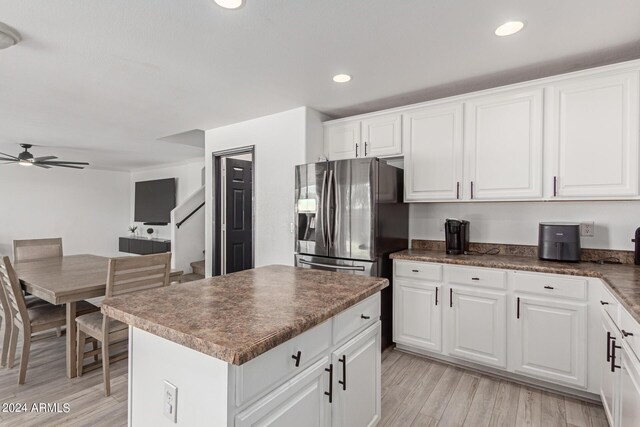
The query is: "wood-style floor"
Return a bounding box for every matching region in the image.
[381,350,609,427]
[0,332,608,427]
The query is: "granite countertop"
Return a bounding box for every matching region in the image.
[391,249,640,323]
[101,265,388,365]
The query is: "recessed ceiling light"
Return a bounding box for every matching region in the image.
[213,0,244,9]
[494,21,525,37]
[0,22,21,50]
[333,74,352,83]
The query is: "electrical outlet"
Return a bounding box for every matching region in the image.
[163,380,178,423]
[580,221,595,237]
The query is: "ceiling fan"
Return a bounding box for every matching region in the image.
[0,144,90,169]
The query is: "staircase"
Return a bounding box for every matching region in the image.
[180,260,205,283]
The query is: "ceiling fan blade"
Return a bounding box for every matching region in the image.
[0,152,19,160]
[48,163,85,169]
[33,163,52,169]
[0,157,18,162]
[39,160,90,166]
[33,155,58,162]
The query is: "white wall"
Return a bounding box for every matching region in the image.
[130,160,205,239]
[0,166,130,259]
[204,107,326,276]
[410,200,640,250]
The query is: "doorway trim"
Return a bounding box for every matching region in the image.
[211,145,256,276]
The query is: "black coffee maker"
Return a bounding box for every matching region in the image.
[445,219,470,255]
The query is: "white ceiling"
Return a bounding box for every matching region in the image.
[0,0,639,170]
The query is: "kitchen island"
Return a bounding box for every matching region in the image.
[102,265,388,427]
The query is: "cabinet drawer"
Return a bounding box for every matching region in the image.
[333,293,381,345]
[511,271,587,300]
[599,284,620,324]
[445,265,506,289]
[621,307,640,363]
[235,320,332,407]
[394,261,442,282]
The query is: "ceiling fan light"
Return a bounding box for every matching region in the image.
[213,0,244,9]
[18,160,33,167]
[0,22,21,50]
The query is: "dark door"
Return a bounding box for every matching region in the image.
[225,158,253,273]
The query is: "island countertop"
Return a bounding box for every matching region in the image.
[391,249,640,324]
[101,265,388,365]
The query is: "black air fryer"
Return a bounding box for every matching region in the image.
[538,222,581,262]
[445,219,470,255]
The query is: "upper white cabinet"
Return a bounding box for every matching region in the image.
[324,122,360,160]
[361,114,402,158]
[324,113,402,160]
[404,102,464,201]
[548,70,640,198]
[464,89,544,200]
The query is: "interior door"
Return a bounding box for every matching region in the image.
[295,162,329,257]
[225,158,253,273]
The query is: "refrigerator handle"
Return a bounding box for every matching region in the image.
[326,169,334,248]
[331,169,338,248]
[320,170,327,246]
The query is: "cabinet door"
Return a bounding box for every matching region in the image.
[620,345,640,427]
[361,113,402,158]
[600,312,619,427]
[447,287,507,368]
[512,296,587,387]
[394,279,442,352]
[325,122,361,160]
[404,103,464,201]
[549,70,640,198]
[332,322,381,427]
[465,89,543,200]
[235,358,331,427]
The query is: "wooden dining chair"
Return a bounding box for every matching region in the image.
[0,256,98,384]
[76,252,172,396]
[13,238,63,263]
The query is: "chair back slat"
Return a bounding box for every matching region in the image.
[0,256,30,327]
[13,238,63,262]
[106,253,171,298]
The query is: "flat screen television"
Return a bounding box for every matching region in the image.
[134,178,176,225]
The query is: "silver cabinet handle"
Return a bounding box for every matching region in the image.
[298,259,365,271]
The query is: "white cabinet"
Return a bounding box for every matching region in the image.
[548,70,640,198]
[393,279,442,352]
[600,312,620,427]
[512,296,587,387]
[465,88,543,200]
[361,114,402,158]
[446,287,507,368]
[324,122,360,160]
[404,102,464,201]
[324,113,402,161]
[331,322,381,427]
[620,344,640,427]
[236,358,331,427]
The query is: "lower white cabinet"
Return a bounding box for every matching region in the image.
[600,312,619,426]
[393,279,442,352]
[620,344,640,427]
[331,322,381,427]
[236,358,331,427]
[512,296,587,387]
[447,287,507,368]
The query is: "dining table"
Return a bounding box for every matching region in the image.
[14,254,184,379]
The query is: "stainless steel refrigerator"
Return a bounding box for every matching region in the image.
[294,157,409,348]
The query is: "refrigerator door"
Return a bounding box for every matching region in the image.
[328,159,352,259]
[348,158,376,261]
[295,254,377,276]
[295,162,329,256]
